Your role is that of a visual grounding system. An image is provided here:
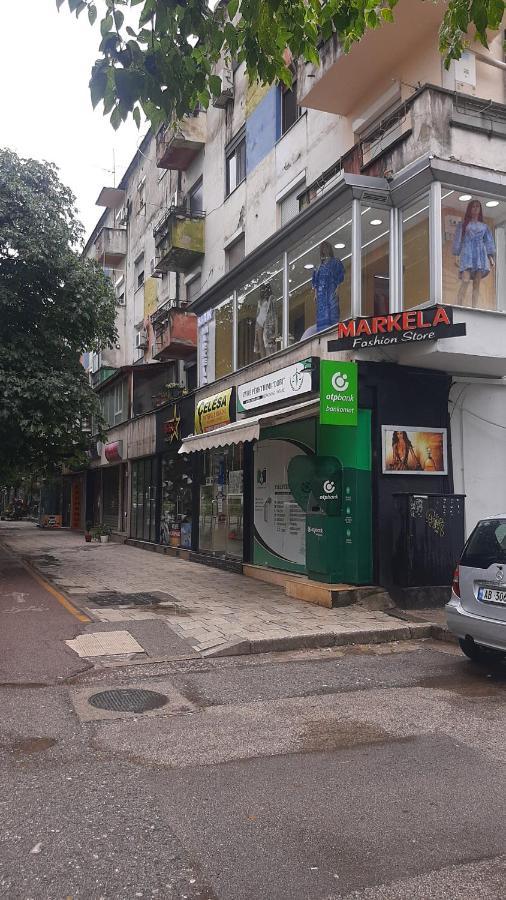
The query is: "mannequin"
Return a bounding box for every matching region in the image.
[254,282,277,358]
[312,241,345,331]
[452,199,495,307]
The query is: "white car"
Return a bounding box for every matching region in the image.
[446,515,506,662]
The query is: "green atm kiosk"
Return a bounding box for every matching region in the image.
[287,399,373,585]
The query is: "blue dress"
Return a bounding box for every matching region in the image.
[312,257,345,331]
[452,220,495,278]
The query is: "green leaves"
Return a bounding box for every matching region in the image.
[59,0,506,130]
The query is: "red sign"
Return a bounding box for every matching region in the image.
[104,441,123,463]
[328,305,466,352]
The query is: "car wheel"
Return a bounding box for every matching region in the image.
[458,637,490,663]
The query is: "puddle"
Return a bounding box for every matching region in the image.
[300,719,414,752]
[417,668,506,699]
[35,555,59,567]
[0,737,56,755]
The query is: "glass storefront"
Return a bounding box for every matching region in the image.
[361,204,390,316]
[160,452,193,548]
[130,457,158,542]
[198,295,234,386]
[441,187,505,311]
[199,445,244,558]
[288,208,352,343]
[402,193,430,310]
[237,258,283,368]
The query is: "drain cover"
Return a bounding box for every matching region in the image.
[88,688,168,713]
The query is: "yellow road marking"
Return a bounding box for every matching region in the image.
[26,566,91,624]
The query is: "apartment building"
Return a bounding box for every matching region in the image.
[77,0,506,600]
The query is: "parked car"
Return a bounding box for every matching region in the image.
[446,516,506,661]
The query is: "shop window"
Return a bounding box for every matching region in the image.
[225,128,246,197]
[288,208,352,344]
[441,187,503,311]
[361,203,391,316]
[402,194,430,309]
[199,445,244,559]
[198,295,234,385]
[160,454,193,548]
[237,257,283,369]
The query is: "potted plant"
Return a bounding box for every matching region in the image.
[84,521,93,543]
[91,524,112,543]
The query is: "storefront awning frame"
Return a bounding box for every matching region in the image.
[178,400,318,453]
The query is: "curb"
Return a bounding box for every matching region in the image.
[202,621,433,658]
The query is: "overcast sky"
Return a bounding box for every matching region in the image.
[0,0,144,240]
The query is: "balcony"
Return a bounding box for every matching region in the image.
[93,227,127,268]
[153,309,197,361]
[153,207,205,273]
[156,112,207,170]
[299,0,444,117]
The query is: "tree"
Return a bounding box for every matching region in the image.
[0,149,117,474]
[58,0,505,130]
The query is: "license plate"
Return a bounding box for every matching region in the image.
[478,587,506,604]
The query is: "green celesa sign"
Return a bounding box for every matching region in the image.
[320,360,358,426]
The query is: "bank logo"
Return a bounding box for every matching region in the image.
[323,480,335,494]
[331,371,349,392]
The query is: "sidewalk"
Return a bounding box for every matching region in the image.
[0,523,436,660]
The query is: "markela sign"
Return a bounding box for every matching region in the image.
[328,305,466,352]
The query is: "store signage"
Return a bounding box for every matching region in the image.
[237,357,317,412]
[327,306,466,352]
[163,405,181,443]
[104,441,123,462]
[195,387,235,434]
[320,360,358,427]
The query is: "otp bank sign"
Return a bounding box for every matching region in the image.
[320,360,358,427]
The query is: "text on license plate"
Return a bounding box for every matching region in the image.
[478,587,506,604]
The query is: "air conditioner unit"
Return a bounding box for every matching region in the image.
[150,257,162,278]
[135,330,148,350]
[213,68,234,109]
[116,204,129,226]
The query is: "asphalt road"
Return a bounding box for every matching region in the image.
[1,542,505,899]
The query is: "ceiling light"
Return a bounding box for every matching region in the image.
[370,218,382,226]
[458,194,472,202]
[335,242,345,249]
[304,263,314,270]
[486,200,499,208]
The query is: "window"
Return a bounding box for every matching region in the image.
[186,274,201,305]
[134,255,145,290]
[237,258,283,368]
[137,178,146,215]
[361,203,391,317]
[226,234,245,272]
[198,296,234,385]
[189,178,204,215]
[279,186,303,228]
[288,209,352,344]
[402,194,430,310]
[441,186,504,311]
[281,82,300,135]
[226,128,246,196]
[100,380,127,428]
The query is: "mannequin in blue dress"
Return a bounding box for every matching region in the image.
[452,199,495,307]
[312,241,345,331]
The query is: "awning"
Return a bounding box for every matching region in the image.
[179,399,318,453]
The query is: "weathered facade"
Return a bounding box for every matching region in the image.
[80,0,506,600]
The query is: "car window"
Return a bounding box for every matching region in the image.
[461,519,506,567]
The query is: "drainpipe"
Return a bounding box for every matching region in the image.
[473,51,506,73]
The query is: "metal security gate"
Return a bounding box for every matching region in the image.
[130,457,158,542]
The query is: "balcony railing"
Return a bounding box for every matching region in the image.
[93,227,127,268]
[156,111,207,170]
[152,309,197,361]
[153,206,205,273]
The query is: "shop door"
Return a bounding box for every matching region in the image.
[102,466,120,531]
[130,458,158,542]
[198,446,243,558]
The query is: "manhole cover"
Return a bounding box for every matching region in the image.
[88,688,168,713]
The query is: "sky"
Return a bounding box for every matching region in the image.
[0,0,145,240]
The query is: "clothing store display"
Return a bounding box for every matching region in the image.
[254,285,278,357]
[312,256,345,331]
[452,220,496,278]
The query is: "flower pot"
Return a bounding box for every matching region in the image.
[100,535,109,543]
[84,533,92,543]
